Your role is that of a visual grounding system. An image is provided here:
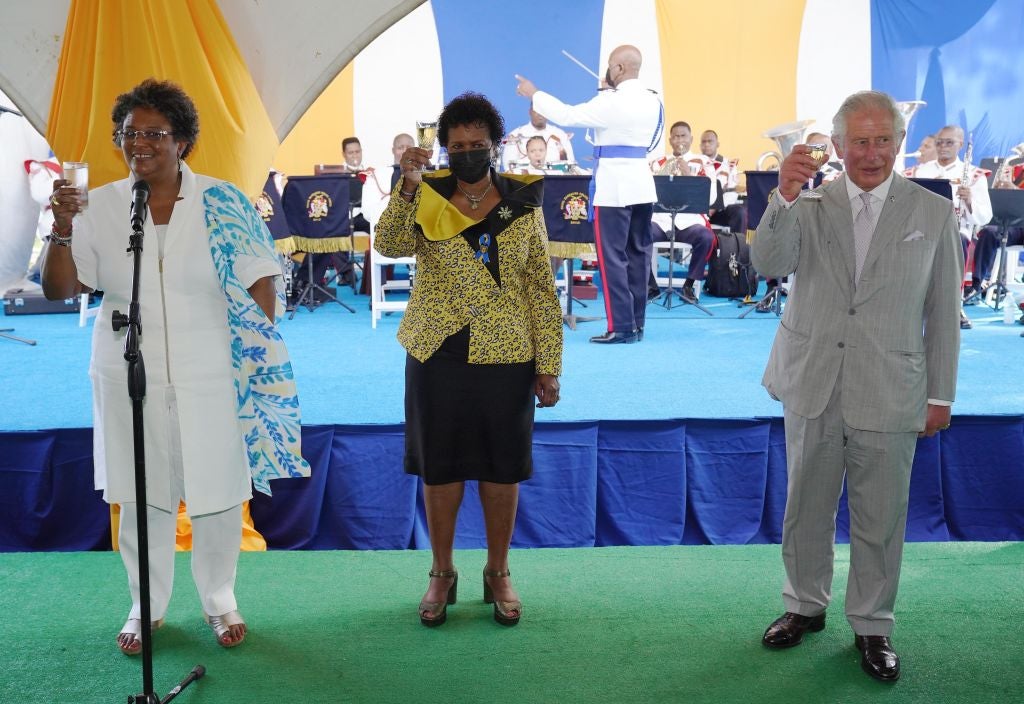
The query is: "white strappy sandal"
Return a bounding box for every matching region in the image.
[117,617,165,656]
[204,610,247,648]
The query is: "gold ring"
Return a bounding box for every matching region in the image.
[50,194,60,207]
[941,424,950,429]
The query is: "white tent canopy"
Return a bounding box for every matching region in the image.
[0,0,423,139]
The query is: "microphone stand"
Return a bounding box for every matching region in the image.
[111,194,205,703]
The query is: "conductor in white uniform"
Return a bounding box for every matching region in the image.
[516,45,663,343]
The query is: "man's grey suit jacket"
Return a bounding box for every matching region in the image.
[752,173,963,433]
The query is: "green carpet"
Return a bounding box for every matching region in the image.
[2,542,1021,703]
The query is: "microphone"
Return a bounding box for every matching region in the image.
[130,180,150,232]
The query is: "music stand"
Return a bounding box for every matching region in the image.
[739,171,825,319]
[653,175,712,315]
[983,189,1024,312]
[0,327,36,345]
[281,175,357,318]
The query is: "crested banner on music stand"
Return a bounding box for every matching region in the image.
[255,172,291,247]
[744,171,825,231]
[280,175,353,253]
[541,174,595,260]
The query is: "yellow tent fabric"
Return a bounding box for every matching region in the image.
[656,0,807,192]
[47,0,277,197]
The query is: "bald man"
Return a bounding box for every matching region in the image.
[517,45,664,343]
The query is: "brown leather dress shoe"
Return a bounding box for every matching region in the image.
[762,611,826,649]
[855,635,900,682]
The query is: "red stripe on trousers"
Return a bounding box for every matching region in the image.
[593,205,615,331]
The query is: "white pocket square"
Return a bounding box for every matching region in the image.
[902,230,926,242]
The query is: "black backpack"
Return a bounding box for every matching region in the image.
[703,230,758,298]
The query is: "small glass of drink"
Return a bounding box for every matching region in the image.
[414,121,438,172]
[802,144,828,199]
[62,161,89,210]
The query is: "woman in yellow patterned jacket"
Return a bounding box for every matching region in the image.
[375,92,563,628]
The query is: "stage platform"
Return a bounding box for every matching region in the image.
[2,283,1022,551]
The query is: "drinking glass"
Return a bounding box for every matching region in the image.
[802,143,828,200]
[62,161,89,210]
[414,120,437,172]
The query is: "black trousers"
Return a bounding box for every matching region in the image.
[594,203,654,332]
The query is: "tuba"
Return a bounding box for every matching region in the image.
[756,119,816,170]
[894,100,926,171]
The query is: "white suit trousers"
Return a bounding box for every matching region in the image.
[780,365,917,636]
[118,388,243,620]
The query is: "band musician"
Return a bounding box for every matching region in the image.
[913,126,992,327]
[966,154,1024,303]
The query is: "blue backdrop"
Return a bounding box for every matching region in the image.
[432,0,604,164]
[872,0,1024,158]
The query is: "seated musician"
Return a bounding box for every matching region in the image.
[700,128,746,236]
[904,134,937,176]
[519,135,551,175]
[966,158,1024,303]
[502,103,575,171]
[913,126,993,326]
[648,121,715,304]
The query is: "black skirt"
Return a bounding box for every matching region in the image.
[404,330,536,485]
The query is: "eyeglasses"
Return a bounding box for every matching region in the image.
[934,139,959,147]
[113,129,174,145]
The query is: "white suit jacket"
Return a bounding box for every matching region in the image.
[73,165,278,514]
[752,173,962,432]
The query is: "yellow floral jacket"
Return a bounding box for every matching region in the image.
[374,170,563,376]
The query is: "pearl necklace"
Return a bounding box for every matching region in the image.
[456,178,493,210]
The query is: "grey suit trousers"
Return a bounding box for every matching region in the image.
[781,366,917,637]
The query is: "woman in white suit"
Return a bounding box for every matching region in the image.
[42,79,308,655]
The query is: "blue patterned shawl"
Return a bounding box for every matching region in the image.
[203,182,311,495]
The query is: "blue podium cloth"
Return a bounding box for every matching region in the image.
[4,418,1024,552]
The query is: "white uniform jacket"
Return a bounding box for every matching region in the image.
[912,159,992,236]
[532,79,662,208]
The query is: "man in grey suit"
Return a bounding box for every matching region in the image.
[752,91,962,683]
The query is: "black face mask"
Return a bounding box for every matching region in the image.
[604,68,615,89]
[449,148,492,183]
